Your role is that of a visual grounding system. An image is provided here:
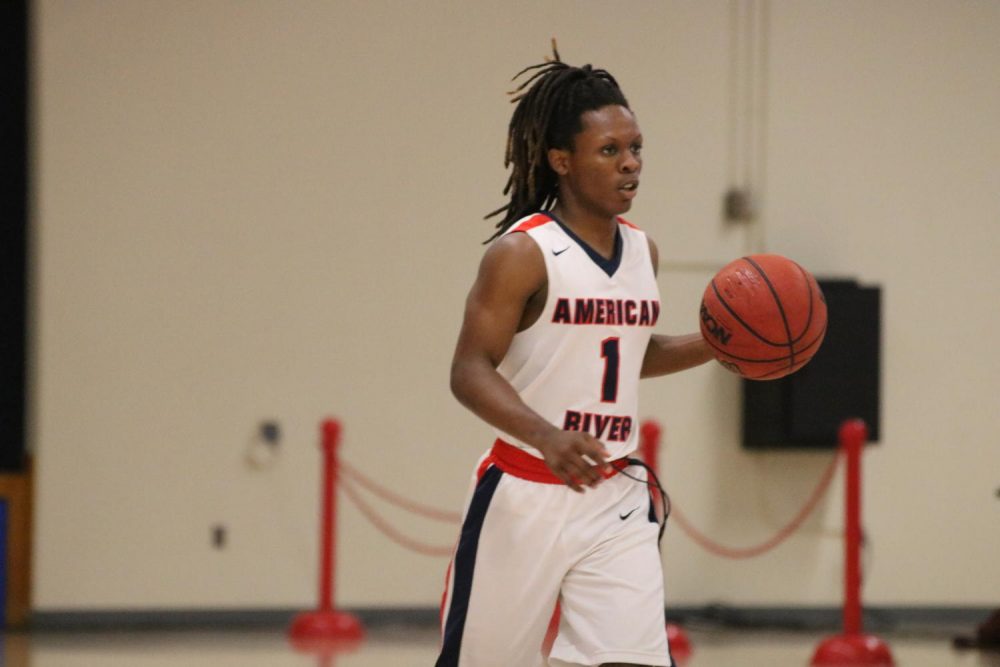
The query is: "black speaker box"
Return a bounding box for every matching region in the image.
[742,279,881,448]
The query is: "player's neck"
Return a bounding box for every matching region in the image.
[550,204,618,259]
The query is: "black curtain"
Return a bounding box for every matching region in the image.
[0,0,28,471]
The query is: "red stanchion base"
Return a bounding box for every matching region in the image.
[811,633,894,666]
[288,609,365,653]
[667,622,693,662]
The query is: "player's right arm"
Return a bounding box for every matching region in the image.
[450,233,609,492]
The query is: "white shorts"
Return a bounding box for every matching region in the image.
[436,444,673,667]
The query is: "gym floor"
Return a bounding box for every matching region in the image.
[5,624,998,667]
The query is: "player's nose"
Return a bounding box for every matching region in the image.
[620,152,640,173]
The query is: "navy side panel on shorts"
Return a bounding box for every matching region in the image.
[435,465,503,667]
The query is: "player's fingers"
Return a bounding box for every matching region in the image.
[562,473,584,493]
[580,436,611,470]
[552,462,584,492]
[571,457,602,487]
[566,460,596,492]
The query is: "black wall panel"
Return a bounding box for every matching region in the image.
[743,279,881,449]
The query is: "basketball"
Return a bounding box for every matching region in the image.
[700,254,827,380]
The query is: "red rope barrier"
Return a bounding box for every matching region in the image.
[339,474,456,557]
[338,460,462,523]
[334,422,838,561]
[639,420,841,559]
[669,452,840,559]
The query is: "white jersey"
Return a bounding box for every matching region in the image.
[495,212,661,461]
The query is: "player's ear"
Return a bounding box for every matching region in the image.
[547,147,570,176]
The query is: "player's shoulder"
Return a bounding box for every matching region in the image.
[480,219,546,280]
[486,212,558,264]
[474,233,546,299]
[504,212,555,235]
[617,216,658,272]
[487,227,542,261]
[616,216,651,242]
[616,216,643,232]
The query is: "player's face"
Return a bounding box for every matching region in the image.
[554,105,643,219]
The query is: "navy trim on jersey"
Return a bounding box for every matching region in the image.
[544,211,623,277]
[435,466,504,667]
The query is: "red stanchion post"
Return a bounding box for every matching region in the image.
[639,421,662,508]
[812,419,893,666]
[843,419,863,637]
[289,419,365,650]
[639,420,692,663]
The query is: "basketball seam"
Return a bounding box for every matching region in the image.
[702,321,827,365]
[789,261,816,345]
[743,256,796,371]
[710,280,788,349]
[754,357,809,380]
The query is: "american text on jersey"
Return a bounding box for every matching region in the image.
[552,298,660,327]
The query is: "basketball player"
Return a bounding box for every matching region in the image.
[436,46,713,667]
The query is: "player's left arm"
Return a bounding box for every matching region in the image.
[640,236,715,379]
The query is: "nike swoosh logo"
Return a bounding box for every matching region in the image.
[619,507,639,521]
[552,247,570,256]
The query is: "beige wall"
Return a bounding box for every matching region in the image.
[31,0,1000,611]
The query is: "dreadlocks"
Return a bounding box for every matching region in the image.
[485,42,631,242]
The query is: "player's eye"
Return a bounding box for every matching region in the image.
[601,145,618,156]
[631,143,642,155]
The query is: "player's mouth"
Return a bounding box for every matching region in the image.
[619,180,639,199]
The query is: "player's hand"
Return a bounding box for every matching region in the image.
[536,431,610,493]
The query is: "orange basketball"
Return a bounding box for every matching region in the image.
[700,254,827,380]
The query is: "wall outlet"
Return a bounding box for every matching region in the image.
[212,524,227,549]
[259,421,281,445]
[724,188,754,222]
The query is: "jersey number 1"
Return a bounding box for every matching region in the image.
[600,337,620,403]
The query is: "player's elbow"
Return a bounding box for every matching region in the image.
[449,358,474,406]
[450,354,490,409]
